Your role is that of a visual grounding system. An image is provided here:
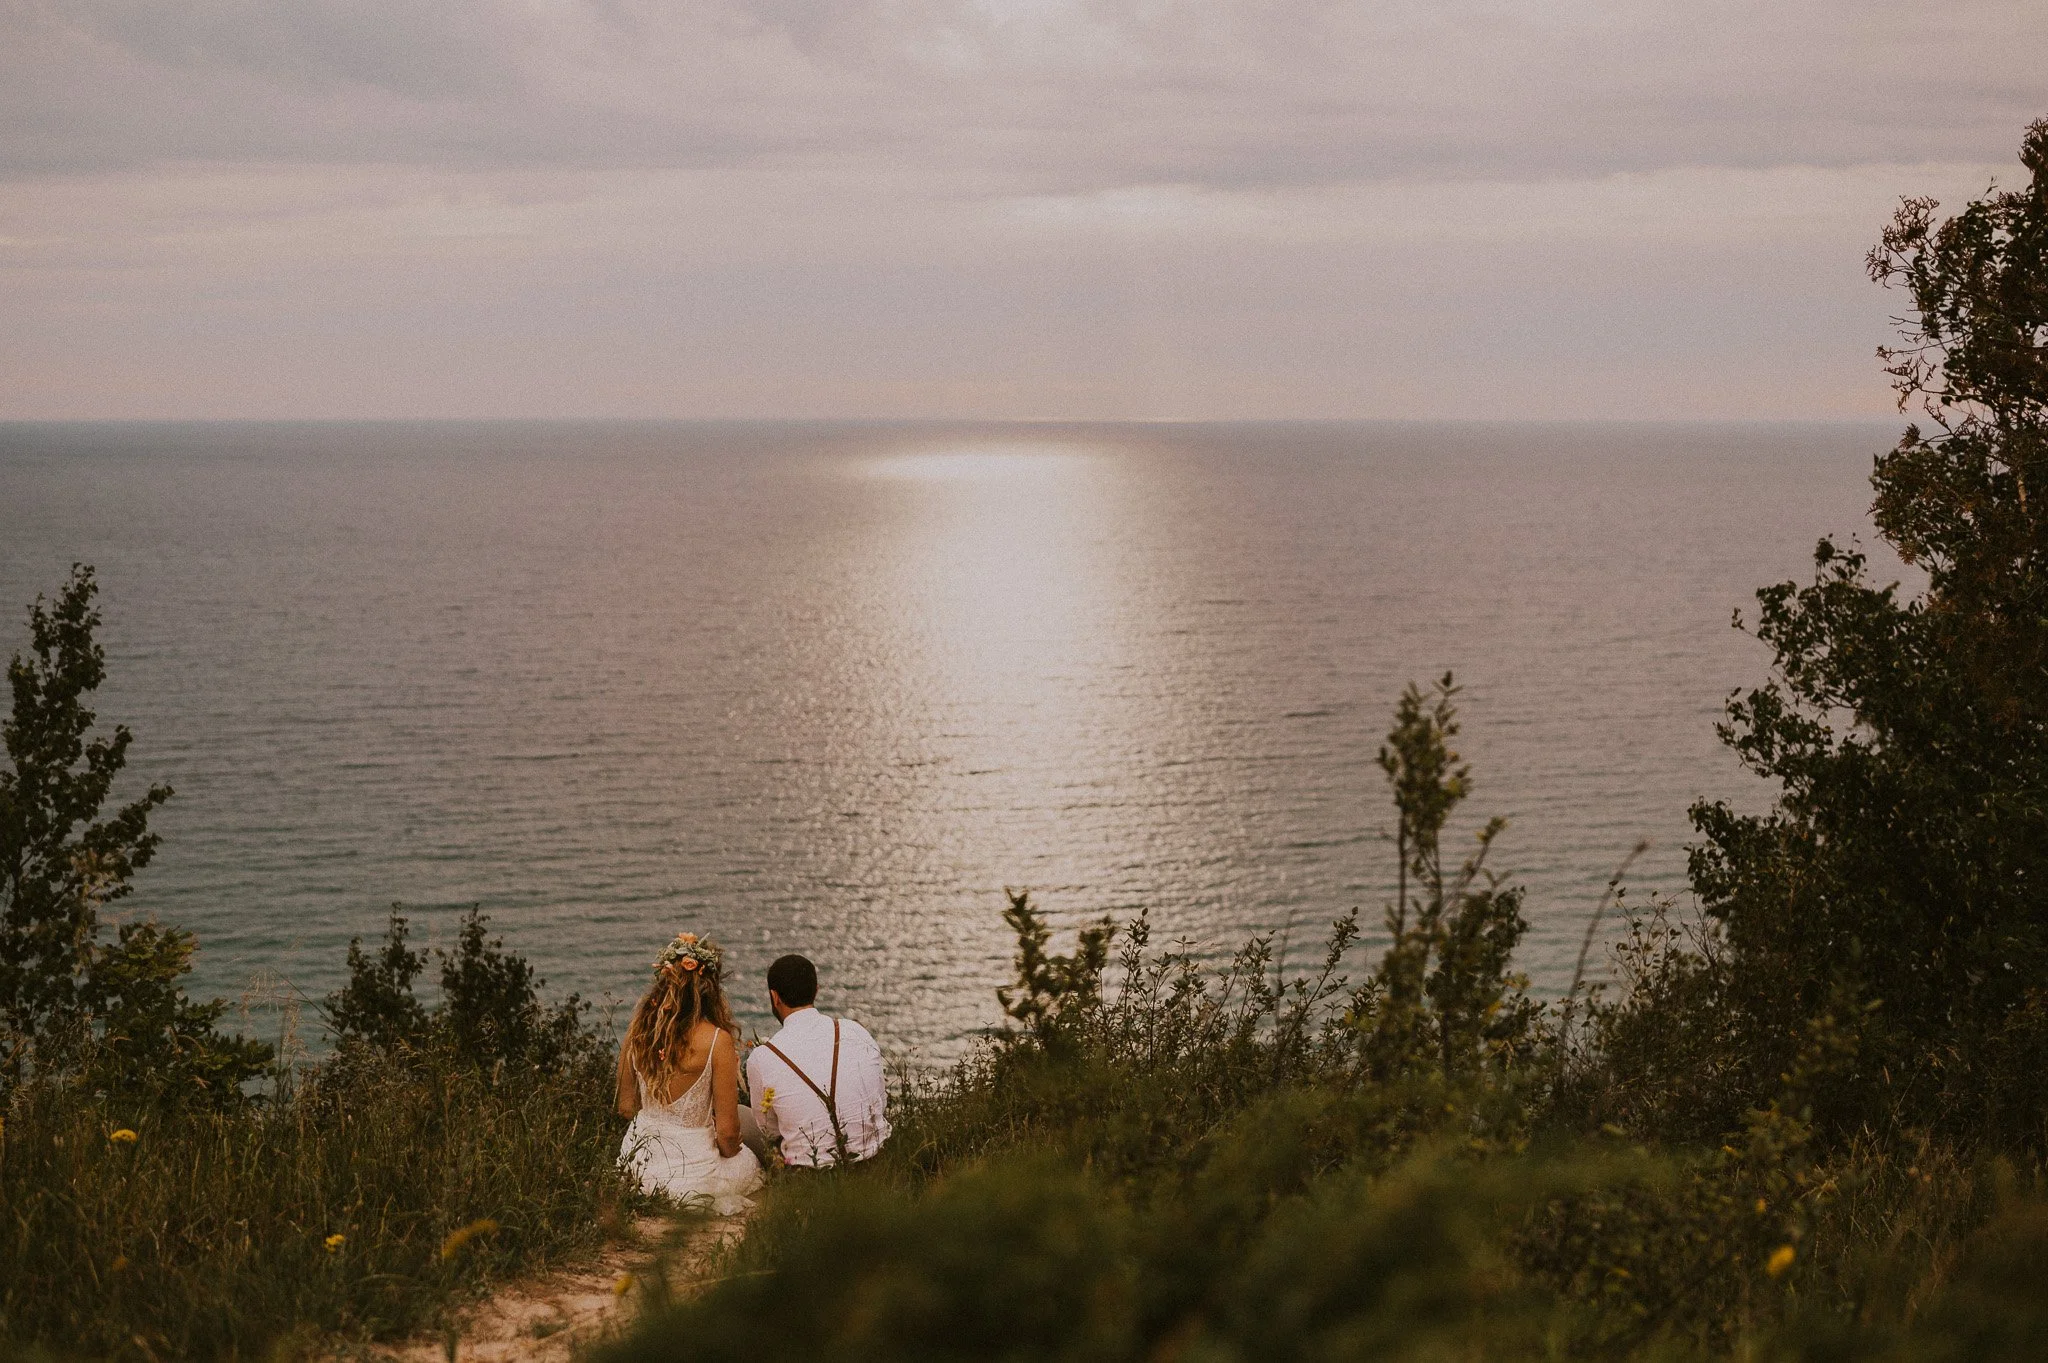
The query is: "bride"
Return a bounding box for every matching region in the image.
[615,932,763,1213]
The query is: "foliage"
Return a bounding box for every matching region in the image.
[0,1038,630,1360]
[868,682,1530,1195]
[0,566,267,1104]
[325,906,430,1053]
[1,899,627,1360]
[326,904,603,1079]
[606,879,2048,1363]
[1870,118,2048,721]
[995,889,1113,1051]
[1348,675,1540,1081]
[0,569,631,1359]
[1610,118,2048,1144]
[77,919,271,1107]
[603,1143,1593,1363]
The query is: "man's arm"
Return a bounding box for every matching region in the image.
[851,1022,889,1127]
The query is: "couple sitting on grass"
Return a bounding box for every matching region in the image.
[613,932,889,1214]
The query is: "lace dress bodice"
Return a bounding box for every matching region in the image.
[619,1029,761,1212]
[637,1058,714,1128]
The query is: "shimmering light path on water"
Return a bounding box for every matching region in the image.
[0,422,1895,1059]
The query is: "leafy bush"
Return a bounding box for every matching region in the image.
[325,905,430,1052]
[2,895,628,1359]
[326,904,602,1078]
[604,1143,1600,1363]
[1349,676,1540,1082]
[0,568,639,1360]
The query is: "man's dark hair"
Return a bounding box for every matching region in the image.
[767,954,818,1008]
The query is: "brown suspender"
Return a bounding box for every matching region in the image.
[761,1017,841,1124]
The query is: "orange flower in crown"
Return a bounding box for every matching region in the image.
[654,930,722,979]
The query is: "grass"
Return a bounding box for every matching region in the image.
[0,1024,634,1359]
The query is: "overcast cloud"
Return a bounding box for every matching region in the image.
[2,0,2044,419]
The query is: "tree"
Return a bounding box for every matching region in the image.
[997,889,1114,1052]
[1349,676,1538,1081]
[0,565,267,1100]
[437,905,591,1074]
[84,917,271,1104]
[1674,119,2048,1141]
[324,906,430,1052]
[0,566,171,1068]
[326,902,597,1078]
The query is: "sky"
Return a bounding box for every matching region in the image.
[1,0,2044,421]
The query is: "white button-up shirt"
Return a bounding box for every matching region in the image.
[745,1008,891,1167]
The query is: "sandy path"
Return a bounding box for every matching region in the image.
[367,1212,748,1363]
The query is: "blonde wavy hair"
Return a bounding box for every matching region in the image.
[625,935,736,1100]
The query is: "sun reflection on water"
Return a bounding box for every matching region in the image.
[862,445,1102,483]
[844,439,1152,1025]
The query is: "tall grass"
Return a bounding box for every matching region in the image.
[0,905,639,1361]
[0,1045,630,1359]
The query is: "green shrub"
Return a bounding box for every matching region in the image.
[325,906,430,1053]
[326,904,602,1079]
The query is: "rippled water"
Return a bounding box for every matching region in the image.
[0,421,1896,1059]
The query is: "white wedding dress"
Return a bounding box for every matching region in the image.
[619,1059,763,1214]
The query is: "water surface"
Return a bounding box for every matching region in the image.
[0,420,1896,1058]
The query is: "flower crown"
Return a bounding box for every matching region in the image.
[654,931,722,979]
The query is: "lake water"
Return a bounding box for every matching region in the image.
[0,420,1898,1060]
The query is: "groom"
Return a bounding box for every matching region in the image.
[745,954,891,1168]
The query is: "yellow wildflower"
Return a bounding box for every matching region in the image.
[761,1086,775,1113]
[1765,1245,1797,1278]
[108,1128,138,1145]
[438,1218,501,1262]
[1754,1198,1769,1214]
[612,1273,634,1298]
[324,1234,346,1253]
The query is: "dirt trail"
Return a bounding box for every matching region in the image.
[370,1212,748,1363]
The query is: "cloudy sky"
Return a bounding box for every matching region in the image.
[2,1,2043,420]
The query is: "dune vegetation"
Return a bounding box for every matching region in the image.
[5,119,2048,1360]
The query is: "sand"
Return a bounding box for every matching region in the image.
[362,1212,748,1363]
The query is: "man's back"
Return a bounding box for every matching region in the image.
[747,1007,890,1167]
